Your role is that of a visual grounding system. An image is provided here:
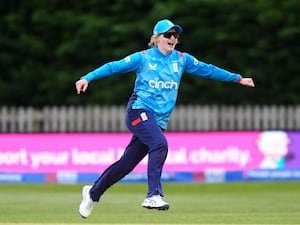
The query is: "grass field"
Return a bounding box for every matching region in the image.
[0,182,299,224]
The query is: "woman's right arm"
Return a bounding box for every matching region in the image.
[75,52,143,94]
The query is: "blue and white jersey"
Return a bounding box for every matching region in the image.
[82,47,242,129]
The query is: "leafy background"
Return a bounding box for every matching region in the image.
[1,0,299,106]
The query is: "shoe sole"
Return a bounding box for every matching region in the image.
[79,213,87,219]
[142,205,169,210]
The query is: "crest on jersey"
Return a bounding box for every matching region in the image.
[172,62,179,72]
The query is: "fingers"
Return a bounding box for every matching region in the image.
[75,79,88,94]
[247,78,255,87]
[75,81,81,94]
[241,78,255,87]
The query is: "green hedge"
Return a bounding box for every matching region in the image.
[1,0,299,106]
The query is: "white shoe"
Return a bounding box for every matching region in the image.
[79,185,94,218]
[141,195,169,210]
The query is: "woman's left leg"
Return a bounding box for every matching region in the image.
[126,109,168,197]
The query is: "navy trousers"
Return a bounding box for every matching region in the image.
[90,107,168,202]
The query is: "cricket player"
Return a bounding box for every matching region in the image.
[75,19,255,218]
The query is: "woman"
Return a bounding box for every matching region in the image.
[75,19,255,218]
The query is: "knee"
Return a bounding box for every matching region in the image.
[152,136,168,153]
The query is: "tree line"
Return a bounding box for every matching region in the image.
[1,0,299,106]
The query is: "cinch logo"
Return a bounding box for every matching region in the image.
[148,77,178,90]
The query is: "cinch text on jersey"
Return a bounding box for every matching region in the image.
[148,77,179,90]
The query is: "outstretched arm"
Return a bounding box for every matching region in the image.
[184,53,255,87]
[74,51,143,94]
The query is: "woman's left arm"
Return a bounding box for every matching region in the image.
[184,53,254,87]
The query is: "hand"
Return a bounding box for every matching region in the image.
[239,78,255,87]
[75,79,89,94]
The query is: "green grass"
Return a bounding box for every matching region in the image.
[0,182,299,224]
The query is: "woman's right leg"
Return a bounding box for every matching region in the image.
[90,135,148,202]
[79,135,148,218]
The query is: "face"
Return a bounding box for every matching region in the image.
[156,28,179,55]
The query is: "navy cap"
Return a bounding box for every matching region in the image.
[153,19,183,35]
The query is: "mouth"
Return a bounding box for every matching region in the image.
[168,42,175,47]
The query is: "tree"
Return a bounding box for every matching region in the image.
[0,0,299,106]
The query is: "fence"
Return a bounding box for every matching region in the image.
[0,105,300,133]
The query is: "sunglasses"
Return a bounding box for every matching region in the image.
[162,32,179,39]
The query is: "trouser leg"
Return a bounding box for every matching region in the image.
[90,108,168,201]
[90,135,148,202]
[126,109,168,197]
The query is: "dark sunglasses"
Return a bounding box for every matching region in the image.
[162,32,179,39]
